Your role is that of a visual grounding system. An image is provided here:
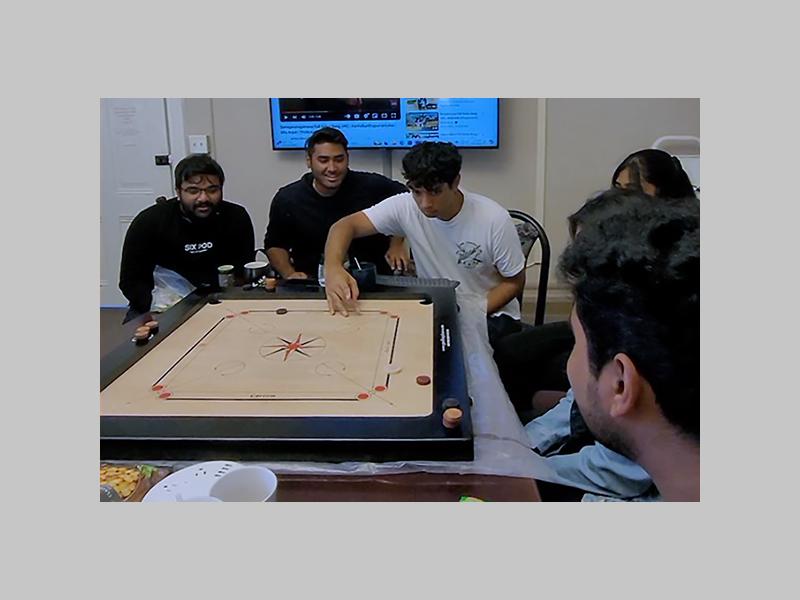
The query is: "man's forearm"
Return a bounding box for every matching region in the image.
[487,272,526,314]
[119,226,154,312]
[324,219,356,273]
[266,247,298,278]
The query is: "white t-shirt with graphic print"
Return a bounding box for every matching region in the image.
[363,190,525,319]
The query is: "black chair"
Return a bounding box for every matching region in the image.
[508,209,550,326]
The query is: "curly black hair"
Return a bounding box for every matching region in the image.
[401,141,462,190]
[559,189,700,439]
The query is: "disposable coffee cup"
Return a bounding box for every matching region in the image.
[217,265,234,288]
[209,466,278,502]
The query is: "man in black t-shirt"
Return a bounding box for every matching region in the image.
[264,127,409,279]
[119,154,255,320]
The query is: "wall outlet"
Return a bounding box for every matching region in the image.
[188,135,209,154]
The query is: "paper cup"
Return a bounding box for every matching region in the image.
[209,466,278,502]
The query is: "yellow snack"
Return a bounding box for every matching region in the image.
[100,464,142,499]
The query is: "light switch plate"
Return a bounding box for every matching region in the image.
[188,135,208,154]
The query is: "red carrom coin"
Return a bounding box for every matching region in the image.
[416,375,431,386]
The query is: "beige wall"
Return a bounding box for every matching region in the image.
[181,97,698,297]
[543,98,700,294]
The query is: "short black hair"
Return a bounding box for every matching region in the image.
[174,154,225,189]
[612,149,697,199]
[305,127,349,156]
[567,188,680,239]
[559,190,700,439]
[401,142,462,190]
[567,188,655,240]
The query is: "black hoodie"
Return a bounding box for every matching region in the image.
[119,197,255,312]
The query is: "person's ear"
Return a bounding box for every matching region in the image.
[305,154,312,169]
[452,174,461,189]
[608,353,642,418]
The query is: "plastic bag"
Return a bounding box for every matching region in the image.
[150,266,196,313]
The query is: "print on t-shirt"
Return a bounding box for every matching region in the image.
[184,241,214,254]
[456,241,483,268]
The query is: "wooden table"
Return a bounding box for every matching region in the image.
[273,472,540,501]
[122,466,540,501]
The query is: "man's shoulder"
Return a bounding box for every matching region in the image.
[465,190,506,212]
[133,198,177,222]
[464,191,511,222]
[349,170,406,190]
[216,200,251,224]
[366,189,411,211]
[219,199,249,214]
[349,170,387,181]
[273,176,311,200]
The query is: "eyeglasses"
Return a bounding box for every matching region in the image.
[180,185,222,197]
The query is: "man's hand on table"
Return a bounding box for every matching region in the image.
[385,238,411,274]
[324,265,360,316]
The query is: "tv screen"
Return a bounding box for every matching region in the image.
[269,98,499,150]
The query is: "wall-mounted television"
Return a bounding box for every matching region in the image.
[269,98,499,150]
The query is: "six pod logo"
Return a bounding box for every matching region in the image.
[185,241,214,253]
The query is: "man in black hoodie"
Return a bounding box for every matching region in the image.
[119,154,255,321]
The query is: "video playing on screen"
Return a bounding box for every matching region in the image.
[270,98,499,149]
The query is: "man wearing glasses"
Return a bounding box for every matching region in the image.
[119,154,255,322]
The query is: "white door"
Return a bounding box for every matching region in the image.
[100,99,175,306]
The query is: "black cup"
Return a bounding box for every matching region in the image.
[351,262,377,291]
[244,261,268,283]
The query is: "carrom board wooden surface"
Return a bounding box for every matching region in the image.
[101,298,433,418]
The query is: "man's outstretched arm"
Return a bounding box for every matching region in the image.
[324,211,379,316]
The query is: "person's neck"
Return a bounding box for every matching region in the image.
[634,424,700,501]
[438,189,465,222]
[312,176,343,198]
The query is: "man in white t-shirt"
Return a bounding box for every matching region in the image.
[323,141,526,347]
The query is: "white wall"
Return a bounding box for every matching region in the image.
[180,97,699,297]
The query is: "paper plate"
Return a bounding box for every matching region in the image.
[142,461,243,502]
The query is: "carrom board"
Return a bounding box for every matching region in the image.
[100,288,472,462]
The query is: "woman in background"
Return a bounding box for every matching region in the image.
[495,148,697,423]
[611,148,697,198]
